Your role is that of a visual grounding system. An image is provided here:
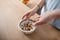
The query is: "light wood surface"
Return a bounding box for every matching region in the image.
[27,0,40,8]
[0,0,60,40]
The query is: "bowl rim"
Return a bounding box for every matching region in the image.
[18,25,36,32]
[18,19,36,33]
[20,19,35,25]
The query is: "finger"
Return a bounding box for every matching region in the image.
[34,18,39,22]
[24,16,29,19]
[33,16,40,22]
[37,15,40,18]
[32,18,46,26]
[32,21,40,26]
[22,12,29,19]
[22,14,26,19]
[27,13,32,18]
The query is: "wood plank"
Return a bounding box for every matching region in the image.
[0,0,60,40]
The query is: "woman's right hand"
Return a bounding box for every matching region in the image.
[22,9,36,19]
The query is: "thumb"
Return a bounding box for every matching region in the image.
[32,20,41,26]
[32,18,46,26]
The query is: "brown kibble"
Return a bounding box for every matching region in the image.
[21,21,33,31]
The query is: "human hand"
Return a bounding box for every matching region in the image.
[32,11,57,26]
[22,9,36,19]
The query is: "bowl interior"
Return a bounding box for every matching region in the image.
[19,19,36,32]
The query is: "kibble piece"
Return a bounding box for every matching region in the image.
[21,21,33,31]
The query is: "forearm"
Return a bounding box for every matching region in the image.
[52,9,60,18]
[32,9,60,25]
[32,0,45,13]
[44,9,60,20]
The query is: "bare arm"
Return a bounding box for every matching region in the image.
[52,9,60,17]
[32,9,60,25]
[22,0,45,19]
[32,0,45,13]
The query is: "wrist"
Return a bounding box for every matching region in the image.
[52,9,60,18]
[32,5,40,13]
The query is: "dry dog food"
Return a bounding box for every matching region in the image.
[21,22,33,31]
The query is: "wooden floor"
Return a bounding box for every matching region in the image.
[0,0,60,40]
[25,24,60,40]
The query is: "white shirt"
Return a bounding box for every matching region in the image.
[41,0,60,29]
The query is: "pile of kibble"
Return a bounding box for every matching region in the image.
[21,22,33,31]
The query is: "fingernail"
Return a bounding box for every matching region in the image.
[32,23,35,26]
